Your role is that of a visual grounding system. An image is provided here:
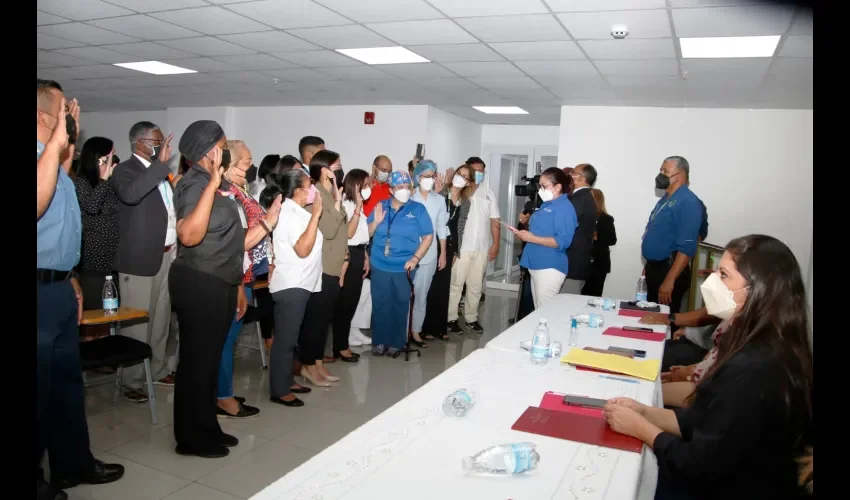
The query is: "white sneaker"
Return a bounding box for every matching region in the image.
[355,329,373,346]
[349,335,363,347]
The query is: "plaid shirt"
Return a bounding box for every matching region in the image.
[230,185,269,284]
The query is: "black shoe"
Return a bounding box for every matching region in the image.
[269,396,304,407]
[334,351,360,363]
[51,459,125,489]
[447,321,464,335]
[480,292,486,302]
[38,476,67,500]
[217,403,260,419]
[220,433,240,447]
[290,385,312,394]
[175,445,229,459]
[466,321,484,333]
[234,396,246,404]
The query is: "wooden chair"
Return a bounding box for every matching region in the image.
[80,307,158,424]
[237,280,268,369]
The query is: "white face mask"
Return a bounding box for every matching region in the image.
[393,188,411,203]
[420,177,435,191]
[538,187,554,203]
[360,186,372,200]
[376,170,389,183]
[452,175,467,188]
[700,272,746,321]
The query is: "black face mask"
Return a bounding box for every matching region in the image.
[221,149,231,169]
[334,169,344,187]
[655,172,677,190]
[65,114,78,146]
[246,164,258,184]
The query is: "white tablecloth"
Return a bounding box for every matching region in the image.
[251,295,670,500]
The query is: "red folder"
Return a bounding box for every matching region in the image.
[602,327,666,342]
[539,391,603,418]
[618,309,652,318]
[511,406,643,453]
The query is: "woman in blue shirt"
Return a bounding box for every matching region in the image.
[511,167,577,308]
[367,171,434,357]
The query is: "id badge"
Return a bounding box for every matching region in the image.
[383,239,391,257]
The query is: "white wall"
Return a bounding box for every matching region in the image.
[558,106,813,301]
[481,125,560,148]
[425,107,482,172]
[78,110,168,163]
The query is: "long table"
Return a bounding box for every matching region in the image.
[252,295,670,500]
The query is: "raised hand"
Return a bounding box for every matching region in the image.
[373,202,386,225]
[265,194,282,228]
[158,133,174,163]
[67,98,80,142]
[434,172,444,193]
[48,98,69,149]
[312,186,323,216]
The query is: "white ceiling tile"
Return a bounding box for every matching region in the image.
[42,64,140,80]
[367,20,477,46]
[457,15,570,43]
[669,0,762,7]
[37,10,70,25]
[272,50,363,67]
[489,41,585,61]
[777,35,813,58]
[606,75,684,89]
[101,42,197,60]
[287,25,395,50]
[314,0,443,23]
[36,0,133,21]
[38,23,140,45]
[88,15,200,40]
[548,81,618,100]
[767,57,812,82]
[213,54,299,70]
[37,51,97,67]
[558,10,671,39]
[545,0,665,11]
[316,66,396,80]
[219,31,321,53]
[595,59,679,76]
[440,62,524,77]
[150,7,269,35]
[680,58,771,86]
[789,12,813,35]
[104,0,209,12]
[37,33,85,50]
[208,71,277,84]
[492,88,558,101]
[671,5,794,38]
[53,46,134,64]
[515,60,598,78]
[469,76,542,90]
[263,68,348,82]
[580,39,676,59]
[374,63,459,79]
[159,37,257,56]
[426,0,549,17]
[414,78,480,90]
[407,44,503,62]
[168,57,243,72]
[227,0,352,30]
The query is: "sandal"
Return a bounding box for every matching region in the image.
[410,335,428,348]
[434,332,450,341]
[421,333,436,341]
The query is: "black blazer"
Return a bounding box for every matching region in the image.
[111,155,173,276]
[590,212,617,274]
[566,188,599,281]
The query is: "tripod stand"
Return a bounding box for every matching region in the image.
[391,270,421,361]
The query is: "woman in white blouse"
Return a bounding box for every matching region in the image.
[332,169,373,350]
[268,169,323,407]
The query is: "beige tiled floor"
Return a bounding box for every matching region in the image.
[64,291,516,500]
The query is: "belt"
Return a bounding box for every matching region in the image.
[164,244,175,253]
[349,244,368,249]
[36,269,72,284]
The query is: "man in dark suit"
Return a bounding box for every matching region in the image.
[111,121,178,402]
[560,163,599,295]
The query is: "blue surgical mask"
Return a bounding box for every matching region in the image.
[474,171,485,185]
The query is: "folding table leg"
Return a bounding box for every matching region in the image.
[143,359,158,425]
[113,367,122,404]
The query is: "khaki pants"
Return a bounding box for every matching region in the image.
[448,250,488,323]
[529,268,566,309]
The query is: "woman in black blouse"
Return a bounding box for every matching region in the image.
[581,188,616,297]
[603,235,813,499]
[73,137,120,337]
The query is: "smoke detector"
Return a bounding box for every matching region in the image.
[610,24,629,39]
[272,78,280,86]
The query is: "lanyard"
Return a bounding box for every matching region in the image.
[386,202,407,239]
[650,197,673,222]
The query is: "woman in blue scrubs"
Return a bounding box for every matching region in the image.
[511,167,578,308]
[367,171,434,356]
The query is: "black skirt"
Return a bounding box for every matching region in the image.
[421,238,456,334]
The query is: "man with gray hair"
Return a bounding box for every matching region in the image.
[111,121,178,402]
[641,156,703,312]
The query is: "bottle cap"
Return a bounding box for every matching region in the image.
[105,276,113,280]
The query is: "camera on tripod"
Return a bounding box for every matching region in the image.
[515,174,540,198]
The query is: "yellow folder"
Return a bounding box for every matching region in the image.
[560,348,661,381]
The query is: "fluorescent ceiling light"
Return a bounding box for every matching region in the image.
[113,61,197,75]
[335,46,429,65]
[680,36,781,58]
[473,106,529,115]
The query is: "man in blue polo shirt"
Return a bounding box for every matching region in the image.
[641,156,703,312]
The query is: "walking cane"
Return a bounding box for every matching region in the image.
[391,271,422,361]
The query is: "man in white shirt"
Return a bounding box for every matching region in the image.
[111,121,179,402]
[447,157,500,334]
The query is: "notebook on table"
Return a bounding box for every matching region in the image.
[560,348,660,381]
[619,301,661,312]
[602,327,666,342]
[511,406,643,453]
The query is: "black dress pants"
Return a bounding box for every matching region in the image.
[661,338,709,372]
[332,246,366,353]
[581,263,608,297]
[169,264,237,452]
[299,273,341,364]
[645,258,691,313]
[422,242,455,334]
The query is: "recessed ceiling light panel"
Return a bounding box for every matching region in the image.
[335,46,429,65]
[473,106,529,115]
[680,36,781,58]
[113,61,198,75]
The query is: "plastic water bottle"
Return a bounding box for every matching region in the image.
[530,319,550,365]
[571,313,605,328]
[462,443,540,475]
[102,276,119,315]
[569,318,578,346]
[443,388,478,417]
[587,297,616,310]
[520,340,562,358]
[636,276,648,302]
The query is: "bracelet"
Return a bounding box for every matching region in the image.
[259,220,272,234]
[412,255,421,262]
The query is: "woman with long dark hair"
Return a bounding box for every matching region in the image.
[581,188,617,297]
[602,235,813,498]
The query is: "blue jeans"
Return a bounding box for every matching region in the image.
[217,286,252,400]
[371,269,415,349]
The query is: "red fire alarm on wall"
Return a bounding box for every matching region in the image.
[364,111,375,125]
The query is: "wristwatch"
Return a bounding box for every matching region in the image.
[668,313,677,328]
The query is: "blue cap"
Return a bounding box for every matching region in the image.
[412,159,437,187]
[389,170,411,187]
